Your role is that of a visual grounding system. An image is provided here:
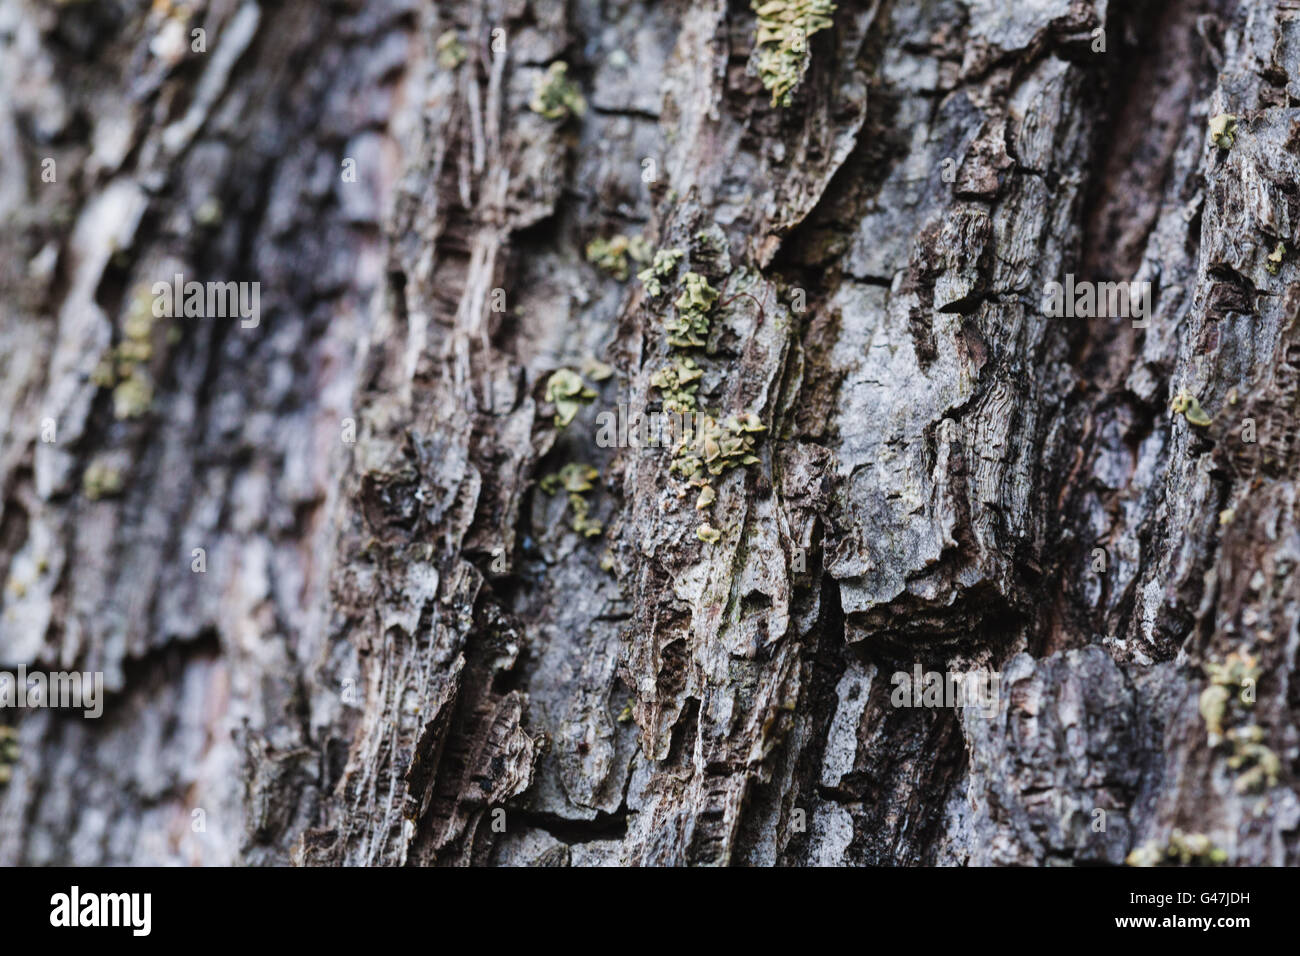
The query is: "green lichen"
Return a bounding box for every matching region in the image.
[1200,650,1259,744]
[581,357,615,383]
[636,248,684,299]
[671,412,764,481]
[1127,830,1228,867]
[112,375,154,421]
[752,0,837,107]
[194,198,223,227]
[1199,683,1230,742]
[586,234,651,281]
[650,355,704,413]
[83,460,124,500]
[95,284,157,420]
[586,237,626,279]
[1208,113,1237,150]
[0,726,17,786]
[671,412,765,542]
[693,229,726,255]
[696,523,722,543]
[640,247,767,545]
[675,272,719,312]
[665,272,719,348]
[1171,390,1212,427]
[540,463,603,538]
[567,493,603,538]
[540,461,597,496]
[1200,651,1276,792]
[530,62,586,121]
[90,357,117,388]
[545,368,598,428]
[1225,724,1280,794]
[436,30,467,70]
[1204,651,1260,709]
[1267,241,1286,275]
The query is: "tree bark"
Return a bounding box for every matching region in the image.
[1,0,1298,866]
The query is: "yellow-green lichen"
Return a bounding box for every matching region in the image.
[0,726,17,786]
[83,460,124,500]
[671,412,765,482]
[1200,651,1276,792]
[641,248,767,545]
[90,357,117,388]
[436,30,467,70]
[1204,651,1259,705]
[540,463,603,537]
[752,0,837,107]
[540,461,596,496]
[1200,650,1259,743]
[530,62,586,121]
[194,198,223,227]
[585,234,651,281]
[1199,682,1231,742]
[650,355,704,413]
[581,357,614,383]
[112,375,154,421]
[1208,113,1237,150]
[1225,724,1280,794]
[567,492,603,537]
[1267,242,1285,275]
[636,248,684,299]
[1171,390,1212,427]
[545,368,598,428]
[95,284,157,420]
[671,412,765,542]
[1127,830,1228,867]
[665,272,719,348]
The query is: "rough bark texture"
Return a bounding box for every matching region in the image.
[1,0,1299,866]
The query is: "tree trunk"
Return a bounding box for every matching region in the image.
[1,0,1297,866]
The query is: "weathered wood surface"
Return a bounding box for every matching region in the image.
[1,0,1297,866]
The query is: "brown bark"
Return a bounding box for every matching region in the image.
[1,0,1297,866]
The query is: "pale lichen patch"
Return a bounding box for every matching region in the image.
[751,0,837,107]
[530,62,586,121]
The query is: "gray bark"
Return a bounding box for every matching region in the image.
[1,0,1298,866]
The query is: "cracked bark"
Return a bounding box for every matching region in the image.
[1,0,1298,866]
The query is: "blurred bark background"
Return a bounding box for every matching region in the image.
[1,0,1298,866]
